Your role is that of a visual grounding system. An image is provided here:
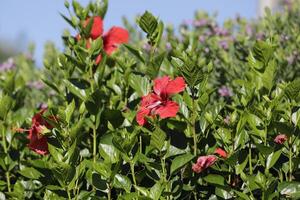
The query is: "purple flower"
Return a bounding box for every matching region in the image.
[246,25,253,36]
[0,58,15,72]
[218,86,233,97]
[219,40,229,50]
[182,19,192,26]
[256,33,265,40]
[27,81,44,90]
[199,35,206,43]
[213,27,229,36]
[165,42,172,51]
[142,43,152,52]
[23,52,34,61]
[193,19,208,27]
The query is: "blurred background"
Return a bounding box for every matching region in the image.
[0,0,281,66]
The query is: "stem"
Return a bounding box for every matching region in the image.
[93,126,97,163]
[249,141,253,175]
[6,172,11,192]
[107,183,112,200]
[130,163,137,187]
[67,187,71,200]
[2,123,11,192]
[191,90,197,156]
[139,135,142,154]
[289,138,293,181]
[161,156,169,200]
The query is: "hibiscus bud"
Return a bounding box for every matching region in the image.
[214,148,228,158]
[192,155,217,174]
[192,163,202,173]
[274,134,288,144]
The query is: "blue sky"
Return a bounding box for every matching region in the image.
[0,0,257,66]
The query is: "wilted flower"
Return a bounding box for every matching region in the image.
[215,148,228,158]
[224,115,231,125]
[218,86,233,97]
[136,76,186,126]
[0,58,15,72]
[192,155,217,173]
[274,134,288,144]
[287,55,295,65]
[76,16,129,65]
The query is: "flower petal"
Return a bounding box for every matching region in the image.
[214,148,228,158]
[153,76,170,96]
[85,16,104,40]
[136,107,151,126]
[154,100,179,119]
[28,126,48,155]
[140,93,161,107]
[103,26,129,55]
[95,54,102,65]
[165,77,186,96]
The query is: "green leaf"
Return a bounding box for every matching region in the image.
[261,60,276,91]
[65,99,75,124]
[249,40,275,72]
[149,182,163,200]
[113,174,132,193]
[19,167,43,179]
[203,174,225,186]
[48,144,63,163]
[60,13,76,29]
[170,153,194,175]
[129,74,150,97]
[150,128,166,151]
[63,80,87,101]
[285,78,300,100]
[278,182,300,198]
[124,44,145,63]
[99,134,120,163]
[0,95,14,120]
[138,11,163,46]
[266,150,281,169]
[92,173,107,191]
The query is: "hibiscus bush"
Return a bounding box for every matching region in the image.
[1,0,300,199]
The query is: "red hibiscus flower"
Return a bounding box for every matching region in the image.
[136,76,186,126]
[27,109,55,155]
[192,155,217,173]
[77,16,129,65]
[274,134,288,145]
[214,148,228,158]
